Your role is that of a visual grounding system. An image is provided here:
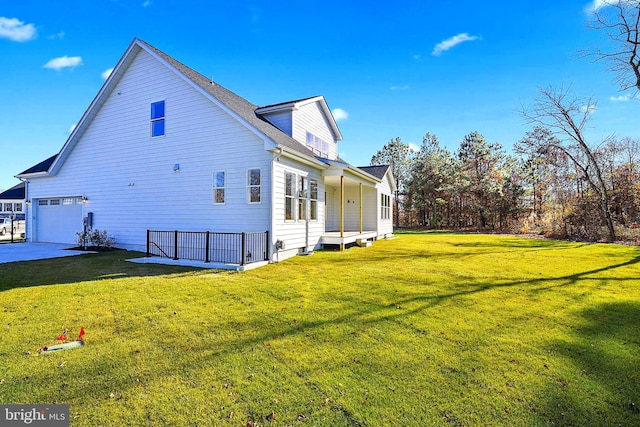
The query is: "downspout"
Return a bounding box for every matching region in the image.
[340,175,344,251]
[270,147,284,262]
[18,177,29,242]
[359,183,363,234]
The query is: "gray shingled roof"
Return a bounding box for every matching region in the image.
[139,40,319,159]
[358,165,390,180]
[0,182,25,199]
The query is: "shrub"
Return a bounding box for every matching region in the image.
[76,229,116,249]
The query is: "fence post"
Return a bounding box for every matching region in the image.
[205,231,210,263]
[146,230,150,257]
[173,230,179,260]
[265,230,269,261]
[241,232,246,266]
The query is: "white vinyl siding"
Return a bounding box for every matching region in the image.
[273,159,325,256]
[260,111,292,136]
[25,48,271,250]
[292,102,338,160]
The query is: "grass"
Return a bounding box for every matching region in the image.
[0,232,639,426]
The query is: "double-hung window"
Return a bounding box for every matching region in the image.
[309,179,318,220]
[285,172,295,220]
[213,171,225,204]
[248,168,261,203]
[151,101,165,137]
[298,176,307,221]
[381,194,391,219]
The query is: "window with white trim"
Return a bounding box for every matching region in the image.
[285,172,295,220]
[4,203,12,211]
[248,168,261,203]
[310,179,318,221]
[298,176,307,221]
[381,194,391,219]
[15,203,22,212]
[151,100,165,137]
[213,171,225,204]
[306,132,329,157]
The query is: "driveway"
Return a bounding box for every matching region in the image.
[0,243,90,264]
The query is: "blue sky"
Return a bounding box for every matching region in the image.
[1,0,639,191]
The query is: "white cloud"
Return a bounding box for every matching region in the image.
[586,0,633,12]
[333,108,349,121]
[610,94,633,102]
[408,143,420,152]
[432,33,479,56]
[581,104,597,114]
[412,54,421,61]
[101,67,114,80]
[69,124,77,134]
[44,56,83,71]
[0,17,37,42]
[48,30,65,40]
[586,0,609,12]
[390,85,410,91]
[142,0,152,7]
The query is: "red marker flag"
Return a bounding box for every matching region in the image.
[56,334,67,341]
[78,327,85,341]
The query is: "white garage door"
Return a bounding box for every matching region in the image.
[36,197,83,244]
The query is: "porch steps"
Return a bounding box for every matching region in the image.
[356,238,372,248]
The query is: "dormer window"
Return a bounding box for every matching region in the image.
[306,132,329,158]
[151,101,165,137]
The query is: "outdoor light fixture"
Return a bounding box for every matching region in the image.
[25,200,31,205]
[81,196,88,203]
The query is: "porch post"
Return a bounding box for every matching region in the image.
[340,175,345,251]
[359,183,363,234]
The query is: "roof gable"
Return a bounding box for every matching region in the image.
[19,38,326,178]
[256,96,343,142]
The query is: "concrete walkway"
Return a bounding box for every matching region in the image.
[0,243,90,264]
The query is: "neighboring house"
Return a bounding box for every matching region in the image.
[16,38,395,266]
[0,181,26,220]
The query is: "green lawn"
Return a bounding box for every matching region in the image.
[1,232,639,426]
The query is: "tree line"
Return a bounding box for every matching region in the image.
[370,1,640,242]
[371,126,640,242]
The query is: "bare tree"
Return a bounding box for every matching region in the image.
[588,0,640,92]
[521,85,617,241]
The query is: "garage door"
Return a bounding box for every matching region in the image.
[36,197,83,244]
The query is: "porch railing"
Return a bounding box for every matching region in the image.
[146,230,269,265]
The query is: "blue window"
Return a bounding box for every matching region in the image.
[151,101,165,137]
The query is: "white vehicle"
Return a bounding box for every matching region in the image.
[0,218,16,235]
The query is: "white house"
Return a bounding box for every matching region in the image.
[16,38,395,268]
[0,182,26,220]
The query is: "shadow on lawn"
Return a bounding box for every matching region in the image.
[0,251,202,292]
[538,301,640,426]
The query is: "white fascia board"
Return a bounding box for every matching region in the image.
[322,160,380,184]
[15,171,48,180]
[255,102,298,115]
[272,145,329,169]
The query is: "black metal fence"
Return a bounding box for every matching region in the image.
[147,230,269,265]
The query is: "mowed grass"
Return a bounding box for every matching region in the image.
[0,232,639,426]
